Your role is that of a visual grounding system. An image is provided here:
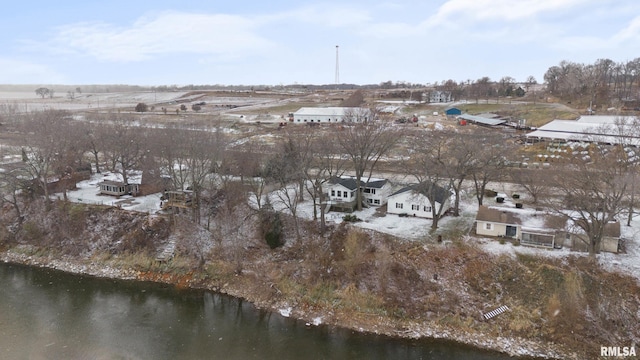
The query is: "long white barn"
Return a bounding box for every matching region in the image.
[292,107,369,123]
[525,115,640,145]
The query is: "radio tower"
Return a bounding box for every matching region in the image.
[335,45,340,85]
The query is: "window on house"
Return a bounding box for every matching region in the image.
[396,203,403,209]
[331,190,335,196]
[367,199,372,203]
[424,206,432,212]
[411,205,420,210]
[364,188,371,193]
[343,192,348,198]
[370,189,376,195]
[374,199,380,205]
[485,223,492,230]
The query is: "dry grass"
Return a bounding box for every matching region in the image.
[4,198,640,360]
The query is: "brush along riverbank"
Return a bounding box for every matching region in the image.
[1,201,637,359]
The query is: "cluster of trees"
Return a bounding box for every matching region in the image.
[429,76,535,104]
[1,110,227,220]
[1,108,638,257]
[544,58,640,105]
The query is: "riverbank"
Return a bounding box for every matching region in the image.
[2,201,638,360]
[0,245,568,359]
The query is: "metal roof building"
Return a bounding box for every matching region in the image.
[292,107,367,123]
[457,114,506,126]
[525,116,640,145]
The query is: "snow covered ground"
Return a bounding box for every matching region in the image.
[262,183,640,282]
[55,172,162,214]
[59,172,640,283]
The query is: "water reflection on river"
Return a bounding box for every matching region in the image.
[0,263,516,359]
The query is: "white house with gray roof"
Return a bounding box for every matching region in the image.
[386,183,451,219]
[326,176,391,211]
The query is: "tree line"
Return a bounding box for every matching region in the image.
[0,108,637,257]
[544,58,640,106]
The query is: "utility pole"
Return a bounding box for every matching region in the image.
[335,45,340,86]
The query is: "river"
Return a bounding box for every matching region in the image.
[0,263,517,359]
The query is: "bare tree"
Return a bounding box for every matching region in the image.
[543,145,628,257]
[336,117,400,211]
[592,116,640,226]
[405,130,454,231]
[438,129,476,216]
[0,166,29,223]
[468,130,515,206]
[20,110,74,207]
[101,115,146,186]
[301,129,346,230]
[509,168,550,204]
[525,76,538,103]
[157,125,227,223]
[264,150,303,241]
[80,121,105,174]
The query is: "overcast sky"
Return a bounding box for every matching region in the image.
[2,0,639,86]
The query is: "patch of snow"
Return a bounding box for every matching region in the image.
[55,172,162,214]
[279,307,292,317]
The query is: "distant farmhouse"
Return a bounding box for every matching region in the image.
[292,107,371,124]
[428,90,452,103]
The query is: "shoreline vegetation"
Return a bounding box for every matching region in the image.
[4,202,636,360]
[0,246,563,360]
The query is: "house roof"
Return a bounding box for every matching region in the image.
[328,176,387,190]
[328,176,358,190]
[570,219,621,238]
[390,182,451,204]
[100,180,127,186]
[476,205,522,225]
[364,179,388,189]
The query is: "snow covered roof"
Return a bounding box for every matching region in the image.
[100,180,127,186]
[575,115,635,124]
[476,205,565,234]
[476,206,522,225]
[390,182,451,204]
[526,116,640,145]
[568,219,621,238]
[293,107,354,117]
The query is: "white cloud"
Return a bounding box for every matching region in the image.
[427,0,588,25]
[279,4,372,28]
[614,16,640,42]
[49,11,276,62]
